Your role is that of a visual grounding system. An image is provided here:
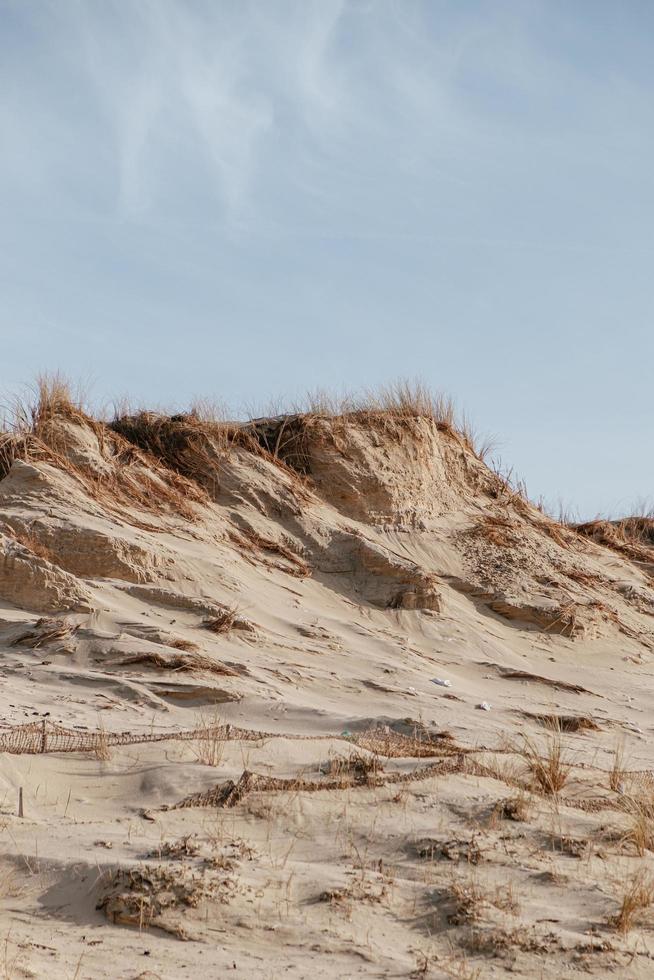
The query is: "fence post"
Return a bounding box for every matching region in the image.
[18,787,23,818]
[41,719,47,753]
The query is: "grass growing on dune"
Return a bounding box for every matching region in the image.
[0,374,208,521]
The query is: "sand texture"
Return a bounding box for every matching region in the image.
[1,397,654,978]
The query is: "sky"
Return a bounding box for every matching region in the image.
[1,0,653,519]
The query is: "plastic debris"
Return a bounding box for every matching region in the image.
[477,702,492,711]
[431,678,451,688]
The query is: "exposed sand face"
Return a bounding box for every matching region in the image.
[1,405,654,978]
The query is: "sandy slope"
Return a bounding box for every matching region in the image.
[1,405,654,978]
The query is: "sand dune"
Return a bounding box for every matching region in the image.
[1,382,654,977]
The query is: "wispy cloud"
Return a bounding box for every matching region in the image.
[2,0,654,517]
[2,0,653,237]
[0,0,498,223]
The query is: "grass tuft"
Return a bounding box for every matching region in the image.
[609,738,628,793]
[619,796,654,856]
[520,725,571,796]
[612,870,654,934]
[202,606,254,636]
[191,713,226,767]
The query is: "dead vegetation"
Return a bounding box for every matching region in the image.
[320,868,392,912]
[573,516,654,563]
[412,948,481,980]
[609,739,628,793]
[110,409,256,492]
[1,375,207,523]
[447,875,520,924]
[463,925,555,956]
[519,727,571,796]
[320,750,383,781]
[251,379,494,472]
[416,836,483,865]
[612,870,654,934]
[110,407,311,501]
[203,605,254,635]
[493,794,530,823]
[97,864,235,937]
[494,666,589,694]
[228,527,310,577]
[1,521,56,563]
[167,637,200,652]
[10,616,77,649]
[150,836,201,860]
[296,380,458,426]
[447,876,487,925]
[563,566,607,590]
[191,714,226,767]
[474,515,522,549]
[523,712,600,734]
[112,650,238,677]
[618,796,654,856]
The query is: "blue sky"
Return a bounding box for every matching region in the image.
[1,0,652,518]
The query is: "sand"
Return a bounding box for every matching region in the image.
[0,401,654,978]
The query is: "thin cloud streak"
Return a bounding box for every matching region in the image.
[1,1,653,516]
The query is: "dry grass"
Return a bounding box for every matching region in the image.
[3,378,497,519]
[0,863,22,902]
[447,874,520,930]
[203,605,250,635]
[447,875,487,924]
[150,835,201,860]
[2,373,88,433]
[525,713,599,734]
[609,738,628,793]
[321,750,382,782]
[473,514,521,549]
[10,617,77,649]
[416,835,482,865]
[167,637,200,653]
[464,925,553,956]
[191,714,226,767]
[2,522,56,564]
[520,727,571,796]
[572,516,654,563]
[297,380,457,427]
[492,794,530,823]
[618,796,654,856]
[229,528,310,577]
[253,379,493,464]
[111,410,246,493]
[113,650,238,677]
[111,408,310,499]
[563,567,606,590]
[534,517,576,549]
[413,949,481,980]
[490,881,520,915]
[612,870,654,933]
[97,863,231,936]
[1,375,208,523]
